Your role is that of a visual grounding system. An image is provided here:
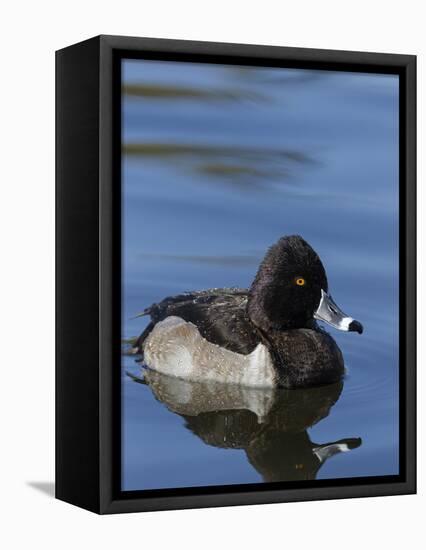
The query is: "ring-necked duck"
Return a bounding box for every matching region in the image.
[133,235,363,388]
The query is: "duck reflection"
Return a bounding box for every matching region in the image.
[132,370,362,482]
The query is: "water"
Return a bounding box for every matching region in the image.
[121,59,399,491]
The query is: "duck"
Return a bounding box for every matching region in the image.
[133,235,363,388]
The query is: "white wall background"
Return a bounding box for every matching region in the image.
[0,1,423,548]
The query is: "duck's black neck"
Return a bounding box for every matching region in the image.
[248,297,315,332]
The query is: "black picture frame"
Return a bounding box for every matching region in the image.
[56,35,416,514]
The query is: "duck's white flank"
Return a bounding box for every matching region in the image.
[143,316,276,387]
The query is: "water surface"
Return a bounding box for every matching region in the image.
[121,59,399,491]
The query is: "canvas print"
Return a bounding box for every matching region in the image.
[121,59,399,491]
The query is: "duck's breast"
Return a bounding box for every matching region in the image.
[143,316,276,387]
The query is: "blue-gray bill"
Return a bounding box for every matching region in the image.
[314,289,363,334]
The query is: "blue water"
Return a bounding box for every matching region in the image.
[121,59,399,491]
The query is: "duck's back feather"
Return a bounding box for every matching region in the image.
[136,287,260,354]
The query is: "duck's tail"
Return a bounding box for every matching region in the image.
[130,306,152,320]
[132,321,155,354]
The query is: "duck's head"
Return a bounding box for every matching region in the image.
[248,235,363,334]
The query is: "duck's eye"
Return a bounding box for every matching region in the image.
[295,277,306,286]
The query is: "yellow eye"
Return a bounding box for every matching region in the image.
[295,277,305,286]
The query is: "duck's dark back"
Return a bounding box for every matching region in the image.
[137,287,261,354]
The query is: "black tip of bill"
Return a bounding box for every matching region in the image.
[348,320,363,334]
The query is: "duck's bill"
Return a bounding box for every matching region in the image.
[314,290,363,334]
